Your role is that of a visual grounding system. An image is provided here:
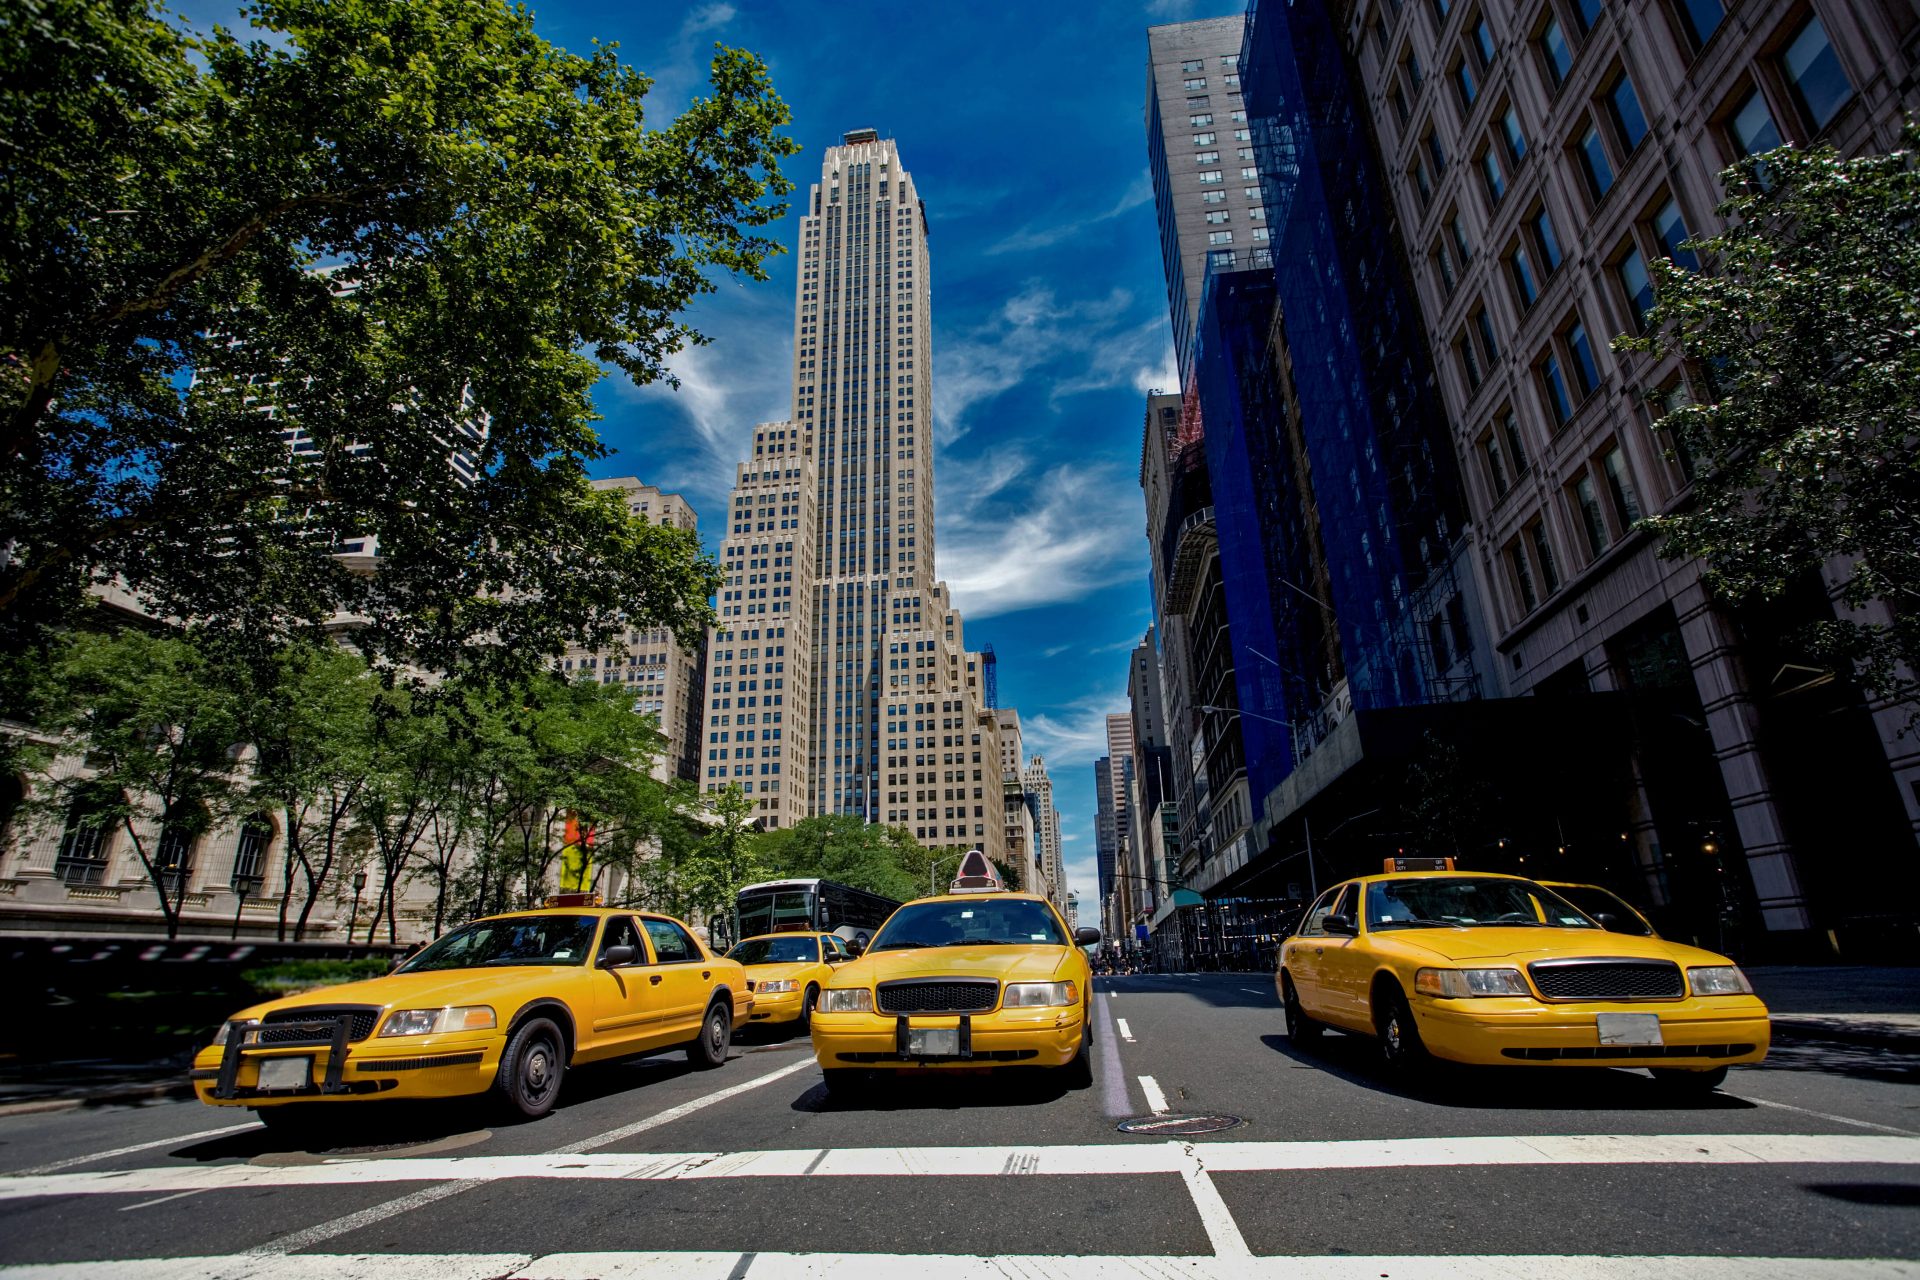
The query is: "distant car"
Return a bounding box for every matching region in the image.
[727,931,852,1028]
[193,904,751,1127]
[1276,869,1769,1093]
[809,851,1101,1097]
[1538,880,1658,936]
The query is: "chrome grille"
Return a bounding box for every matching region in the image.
[1527,960,1684,1001]
[875,978,998,1015]
[259,1006,379,1043]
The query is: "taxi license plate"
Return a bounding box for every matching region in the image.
[1596,1013,1663,1046]
[906,1028,959,1057]
[256,1056,313,1091]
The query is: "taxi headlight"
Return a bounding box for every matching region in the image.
[820,988,872,1013]
[1415,967,1530,998]
[757,979,799,994]
[1687,965,1753,995]
[378,1005,498,1037]
[209,1021,232,1047]
[1002,981,1079,1008]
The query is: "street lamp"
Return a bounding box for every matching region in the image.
[349,869,368,943]
[929,850,967,894]
[229,871,262,941]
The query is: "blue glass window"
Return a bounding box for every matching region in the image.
[1529,207,1563,271]
[1509,244,1540,307]
[1728,89,1783,157]
[1606,73,1648,150]
[1540,350,1573,424]
[1782,16,1850,132]
[1577,122,1614,199]
[1671,0,1723,54]
[1500,105,1528,161]
[1567,321,1601,397]
[1572,0,1603,34]
[1455,59,1478,108]
[1652,197,1697,271]
[1472,16,1496,66]
[1538,17,1572,89]
[1616,248,1653,329]
[1480,148,1507,202]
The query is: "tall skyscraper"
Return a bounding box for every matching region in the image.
[1024,754,1066,908]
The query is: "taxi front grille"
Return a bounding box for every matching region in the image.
[260,1007,379,1043]
[1527,960,1683,1001]
[875,978,998,1015]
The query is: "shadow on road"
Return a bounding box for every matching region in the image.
[1256,1031,1759,1112]
[1097,973,1277,1011]
[789,1068,1087,1114]
[1749,1035,1920,1086]
[1803,1182,1920,1207]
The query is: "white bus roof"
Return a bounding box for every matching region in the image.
[737,879,825,895]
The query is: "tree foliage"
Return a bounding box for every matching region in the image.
[755,814,938,903]
[1,0,798,676]
[1618,130,1920,716]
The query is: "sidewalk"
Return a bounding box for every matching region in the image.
[1747,965,1920,1051]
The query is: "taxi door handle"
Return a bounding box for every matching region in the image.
[649,975,662,985]
[1312,947,1324,956]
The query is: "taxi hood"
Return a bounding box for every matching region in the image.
[836,944,1073,986]
[232,966,571,1022]
[742,960,817,982]
[1379,926,1733,967]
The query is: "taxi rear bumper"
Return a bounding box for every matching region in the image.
[811,1008,1085,1070]
[1414,995,1771,1068]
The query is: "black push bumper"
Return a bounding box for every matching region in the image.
[211,1015,355,1100]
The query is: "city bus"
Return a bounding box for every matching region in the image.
[720,878,901,953]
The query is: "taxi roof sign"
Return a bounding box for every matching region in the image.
[545,891,603,908]
[949,848,1003,894]
[1383,856,1455,873]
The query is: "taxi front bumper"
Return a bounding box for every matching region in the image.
[811,1006,1085,1070]
[1414,995,1771,1068]
[191,1014,505,1107]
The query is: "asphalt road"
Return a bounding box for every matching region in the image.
[0,972,1916,1277]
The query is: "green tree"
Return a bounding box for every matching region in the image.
[356,687,447,942]
[37,629,244,938]
[757,814,937,902]
[1,0,797,675]
[1617,130,1920,717]
[680,785,766,935]
[241,641,378,940]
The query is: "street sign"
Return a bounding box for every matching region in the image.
[1134,923,1150,943]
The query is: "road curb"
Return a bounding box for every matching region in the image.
[0,1079,196,1117]
[1770,1017,1920,1053]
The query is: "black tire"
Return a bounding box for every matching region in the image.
[798,984,819,1033]
[821,1067,866,1100]
[493,1015,566,1120]
[688,1000,732,1069]
[1650,1065,1729,1093]
[1376,985,1427,1076]
[1282,974,1323,1046]
[1060,1015,1093,1088]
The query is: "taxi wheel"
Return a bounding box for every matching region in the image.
[1282,975,1322,1046]
[494,1016,566,1120]
[688,1001,732,1069]
[1376,986,1427,1076]
[798,984,819,1031]
[1062,1023,1093,1088]
[1650,1065,1729,1094]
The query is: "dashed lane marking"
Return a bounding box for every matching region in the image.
[1138,1075,1171,1115]
[2,1133,1916,1201]
[16,1121,261,1176]
[1730,1093,1920,1137]
[0,1253,1911,1278]
[1116,1018,1135,1042]
[1240,988,1266,996]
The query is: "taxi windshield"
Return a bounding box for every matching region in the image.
[728,935,821,965]
[869,899,1067,950]
[1365,878,1599,931]
[399,915,600,971]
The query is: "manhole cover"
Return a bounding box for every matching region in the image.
[1116,1113,1243,1136]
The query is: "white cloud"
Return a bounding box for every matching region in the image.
[1019,691,1130,762]
[935,453,1143,620]
[984,172,1154,257]
[934,283,1171,445]
[643,3,741,111]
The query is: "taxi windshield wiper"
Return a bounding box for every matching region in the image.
[872,940,931,951]
[1391,916,1469,929]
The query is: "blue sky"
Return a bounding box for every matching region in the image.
[181,0,1233,908]
[535,0,1242,909]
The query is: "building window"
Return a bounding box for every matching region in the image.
[1432,0,1452,22]
[1197,170,1223,185]
[1604,71,1649,151]
[1470,14,1496,66]
[1539,347,1573,424]
[1196,150,1220,164]
[1499,104,1528,162]
[1479,146,1507,203]
[1781,15,1851,133]
[1500,408,1530,472]
[1602,445,1644,526]
[1391,82,1411,126]
[1473,303,1500,363]
[1184,77,1208,91]
[1434,240,1460,295]
[1187,95,1210,110]
[1449,213,1473,264]
[1726,87,1783,158]
[1566,319,1601,397]
[1508,539,1539,611]
[1425,129,1448,176]
[1208,230,1234,245]
[1537,14,1572,90]
[53,799,111,886]
[1411,154,1434,206]
[1508,241,1540,308]
[1205,210,1231,224]
[1529,519,1562,593]
[1669,0,1723,54]
[1240,166,1259,180]
[1453,57,1478,110]
[1570,0,1602,35]
[1651,196,1697,270]
[1193,132,1217,146]
[1203,190,1227,205]
[1575,119,1614,200]
[1573,473,1610,556]
[1616,245,1654,329]
[1190,113,1214,127]
[1527,205,1563,272]
[1457,329,1484,390]
[232,814,272,890]
[1481,427,1512,496]
[1182,59,1205,74]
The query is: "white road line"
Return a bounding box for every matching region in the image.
[1116,1018,1135,1042]
[247,1054,817,1257]
[0,1253,1912,1279]
[1240,987,1265,996]
[4,1132,1918,1202]
[16,1120,260,1176]
[1106,990,1117,1000]
[1179,1144,1252,1260]
[1729,1093,1920,1137]
[1137,1075,1170,1114]
[116,1189,206,1212]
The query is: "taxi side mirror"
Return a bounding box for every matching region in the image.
[600,945,638,968]
[1322,914,1357,936]
[1073,926,1102,946]
[1593,911,1620,931]
[845,940,866,957]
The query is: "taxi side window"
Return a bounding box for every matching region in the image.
[598,916,643,965]
[1300,887,1343,937]
[824,935,848,959]
[642,918,700,964]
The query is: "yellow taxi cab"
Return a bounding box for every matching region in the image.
[808,850,1102,1097]
[192,898,751,1128]
[726,931,852,1028]
[1277,861,1769,1092]
[1539,880,1659,936]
